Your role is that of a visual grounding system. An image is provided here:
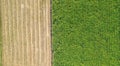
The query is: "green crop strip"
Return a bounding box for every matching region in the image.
[0,2,2,66]
[0,12,1,66]
[0,8,2,66]
[0,18,1,66]
[52,0,120,66]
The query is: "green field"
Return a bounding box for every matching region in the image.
[0,5,2,66]
[52,0,120,66]
[0,28,1,64]
[0,20,1,66]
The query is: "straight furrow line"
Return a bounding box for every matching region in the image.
[38,0,41,65]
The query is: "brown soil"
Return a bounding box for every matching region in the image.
[1,0,51,66]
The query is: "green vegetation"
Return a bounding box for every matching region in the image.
[52,0,120,66]
[0,4,2,66]
[0,20,1,66]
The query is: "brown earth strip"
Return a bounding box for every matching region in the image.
[1,0,51,66]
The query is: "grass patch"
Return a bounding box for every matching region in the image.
[0,3,2,66]
[0,22,1,65]
[52,0,120,66]
[0,19,1,66]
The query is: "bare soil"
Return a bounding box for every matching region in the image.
[1,0,51,66]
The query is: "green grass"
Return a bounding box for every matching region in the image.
[52,0,120,66]
[0,4,2,66]
[0,20,1,66]
[0,19,1,66]
[0,24,1,66]
[0,20,1,65]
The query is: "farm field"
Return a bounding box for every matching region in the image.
[52,0,120,66]
[0,0,51,66]
[0,26,1,65]
[0,22,1,66]
[0,17,1,66]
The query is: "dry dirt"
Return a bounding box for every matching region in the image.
[1,0,51,66]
